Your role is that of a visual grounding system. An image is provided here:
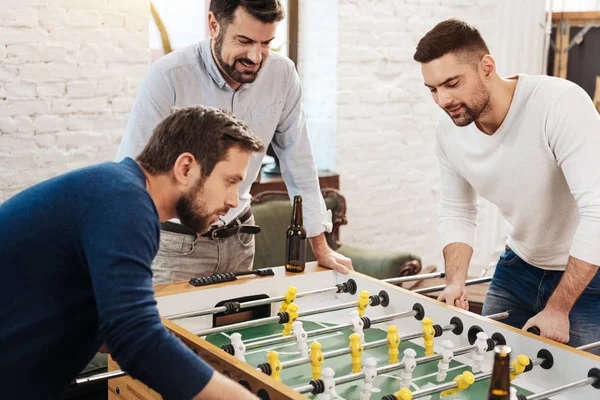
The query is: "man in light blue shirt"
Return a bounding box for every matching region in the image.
[116,0,353,282]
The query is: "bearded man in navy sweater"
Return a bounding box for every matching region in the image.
[0,105,264,399]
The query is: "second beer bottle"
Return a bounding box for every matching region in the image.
[488,345,511,399]
[285,195,307,273]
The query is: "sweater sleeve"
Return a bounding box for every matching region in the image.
[81,189,213,399]
[435,125,479,250]
[546,84,600,266]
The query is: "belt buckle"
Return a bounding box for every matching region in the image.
[210,220,240,239]
[210,226,224,240]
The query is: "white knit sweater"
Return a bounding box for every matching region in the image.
[436,74,600,270]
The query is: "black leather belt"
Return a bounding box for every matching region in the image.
[160,209,260,240]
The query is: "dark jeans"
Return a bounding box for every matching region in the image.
[482,247,600,355]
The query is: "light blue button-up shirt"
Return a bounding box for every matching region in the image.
[116,39,331,237]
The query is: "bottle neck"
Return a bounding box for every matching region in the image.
[291,200,303,227]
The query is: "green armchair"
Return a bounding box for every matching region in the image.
[251,188,422,280]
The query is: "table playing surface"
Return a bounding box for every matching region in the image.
[206,321,537,400]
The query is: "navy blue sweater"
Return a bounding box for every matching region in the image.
[0,158,213,399]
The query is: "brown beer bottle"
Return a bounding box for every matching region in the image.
[285,196,307,273]
[488,345,511,399]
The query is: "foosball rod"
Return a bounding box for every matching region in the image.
[383,271,445,285]
[578,340,600,352]
[191,292,389,336]
[168,272,446,321]
[166,282,356,320]
[517,368,600,400]
[294,337,502,395]
[243,305,424,351]
[413,276,492,295]
[72,370,128,387]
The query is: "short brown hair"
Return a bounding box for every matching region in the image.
[210,0,285,26]
[137,105,264,177]
[413,19,489,65]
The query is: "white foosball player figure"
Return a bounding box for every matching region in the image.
[319,367,336,400]
[436,340,455,381]
[360,357,377,400]
[349,309,365,344]
[472,332,489,373]
[510,387,518,400]
[400,348,417,388]
[292,321,309,358]
[230,332,246,362]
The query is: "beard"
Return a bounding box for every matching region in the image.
[445,79,490,127]
[214,30,263,84]
[175,180,214,234]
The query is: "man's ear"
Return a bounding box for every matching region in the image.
[173,153,198,186]
[208,11,220,40]
[480,54,496,80]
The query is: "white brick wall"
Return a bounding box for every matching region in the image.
[333,0,545,273]
[297,0,338,172]
[0,0,149,202]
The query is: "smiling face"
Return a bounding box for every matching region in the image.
[421,52,491,127]
[176,146,250,233]
[209,6,277,86]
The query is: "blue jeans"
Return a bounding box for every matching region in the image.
[482,247,600,356]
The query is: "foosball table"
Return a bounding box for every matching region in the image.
[105,262,600,399]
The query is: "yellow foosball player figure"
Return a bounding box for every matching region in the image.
[440,371,475,397]
[357,290,370,317]
[380,387,413,400]
[510,354,531,381]
[422,317,436,356]
[387,325,401,364]
[279,286,298,313]
[349,332,363,373]
[266,351,282,382]
[282,303,299,336]
[310,341,324,380]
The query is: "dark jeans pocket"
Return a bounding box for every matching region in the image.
[497,247,520,267]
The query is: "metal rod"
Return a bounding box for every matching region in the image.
[411,369,501,398]
[297,300,359,318]
[73,370,128,386]
[414,277,492,295]
[522,376,597,400]
[245,309,417,351]
[577,340,600,352]
[383,271,445,285]
[167,286,339,320]
[486,311,510,321]
[194,295,386,337]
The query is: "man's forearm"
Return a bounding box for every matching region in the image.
[443,242,473,285]
[309,233,328,253]
[546,256,599,313]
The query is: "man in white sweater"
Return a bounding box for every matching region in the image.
[413,19,600,352]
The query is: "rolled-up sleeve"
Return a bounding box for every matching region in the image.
[115,64,175,161]
[435,128,479,250]
[271,65,331,237]
[546,85,600,266]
